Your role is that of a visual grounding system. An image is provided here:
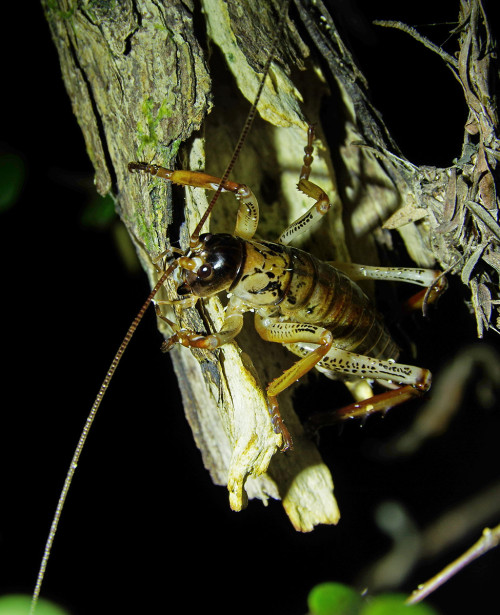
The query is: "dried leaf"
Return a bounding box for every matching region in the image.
[465,200,500,241]
[461,243,486,285]
[383,205,428,229]
[476,146,497,211]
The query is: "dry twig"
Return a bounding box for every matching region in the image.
[407,524,500,604]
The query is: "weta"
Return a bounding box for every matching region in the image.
[128,126,444,452]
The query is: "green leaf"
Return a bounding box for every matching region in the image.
[360,594,439,615]
[0,153,25,211]
[308,582,364,615]
[80,193,116,228]
[0,594,70,615]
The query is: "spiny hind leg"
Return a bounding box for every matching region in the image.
[331,261,447,309]
[128,162,259,240]
[293,343,432,389]
[286,343,431,434]
[307,382,426,433]
[254,314,334,451]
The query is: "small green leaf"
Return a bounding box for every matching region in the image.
[360,594,439,615]
[0,594,70,615]
[80,193,116,228]
[0,153,25,211]
[308,582,363,615]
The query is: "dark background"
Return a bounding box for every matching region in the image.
[1,1,499,614]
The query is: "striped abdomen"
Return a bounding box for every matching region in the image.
[277,245,398,361]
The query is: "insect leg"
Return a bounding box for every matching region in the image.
[155,296,198,309]
[306,384,426,433]
[161,296,245,352]
[331,261,447,308]
[298,124,315,181]
[331,262,442,287]
[128,163,260,240]
[254,314,335,450]
[154,295,199,333]
[288,343,431,390]
[286,342,431,433]
[278,126,334,245]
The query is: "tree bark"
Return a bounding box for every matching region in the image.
[42,0,498,530]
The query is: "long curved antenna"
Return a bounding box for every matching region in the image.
[29,265,175,615]
[31,2,290,611]
[190,0,290,247]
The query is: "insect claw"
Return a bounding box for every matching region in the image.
[128,161,148,173]
[267,396,293,451]
[280,428,294,452]
[161,337,176,353]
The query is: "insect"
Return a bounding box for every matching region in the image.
[128,126,445,453]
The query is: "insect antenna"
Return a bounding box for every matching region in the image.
[28,266,174,615]
[30,1,289,612]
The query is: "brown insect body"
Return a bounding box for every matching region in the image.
[154,145,442,451]
[184,233,399,362]
[248,239,398,360]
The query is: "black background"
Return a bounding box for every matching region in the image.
[1,1,499,614]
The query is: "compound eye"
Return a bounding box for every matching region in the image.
[197,263,213,280]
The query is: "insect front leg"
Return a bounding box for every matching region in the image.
[159,294,245,352]
[154,297,199,350]
[162,310,244,353]
[128,162,260,240]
